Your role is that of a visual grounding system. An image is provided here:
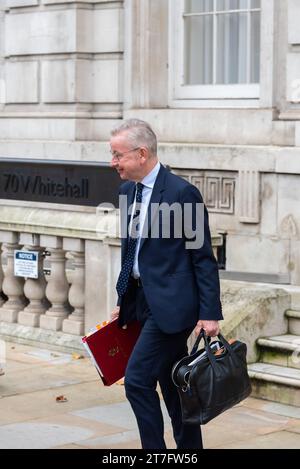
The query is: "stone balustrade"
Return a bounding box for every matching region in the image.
[0,203,120,340]
[0,203,223,343]
[0,232,84,335]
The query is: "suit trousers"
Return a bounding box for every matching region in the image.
[124,285,203,449]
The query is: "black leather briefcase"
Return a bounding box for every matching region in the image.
[171,330,252,425]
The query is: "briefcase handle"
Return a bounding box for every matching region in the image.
[191,329,241,374]
[190,329,211,356]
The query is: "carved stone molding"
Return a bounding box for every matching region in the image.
[173,169,236,214]
[280,214,298,239]
[238,170,261,224]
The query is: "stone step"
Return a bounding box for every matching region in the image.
[248,363,300,406]
[257,334,300,369]
[285,310,300,335]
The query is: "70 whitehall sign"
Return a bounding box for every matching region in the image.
[3,174,88,199]
[0,159,121,207]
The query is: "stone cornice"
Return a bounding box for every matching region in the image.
[0,204,119,240]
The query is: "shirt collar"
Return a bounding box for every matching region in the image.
[140,161,160,189]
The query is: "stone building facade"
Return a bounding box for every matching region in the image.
[0,0,300,342]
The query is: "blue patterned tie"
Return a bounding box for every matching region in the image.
[116,182,144,298]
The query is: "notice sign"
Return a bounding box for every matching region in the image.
[14,250,38,279]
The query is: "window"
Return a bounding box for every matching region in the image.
[170,0,261,103]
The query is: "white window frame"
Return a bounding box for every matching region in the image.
[169,0,262,108]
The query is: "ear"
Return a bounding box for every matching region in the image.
[139,147,148,161]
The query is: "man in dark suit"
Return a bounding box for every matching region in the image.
[110,119,223,449]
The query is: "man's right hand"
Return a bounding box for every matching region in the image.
[194,319,220,337]
[110,306,127,329]
[110,306,120,322]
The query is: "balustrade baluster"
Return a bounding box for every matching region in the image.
[62,246,85,335]
[39,236,70,331]
[18,234,48,327]
[0,232,26,323]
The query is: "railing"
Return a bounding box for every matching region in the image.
[0,233,85,334]
[0,203,223,340]
[0,203,120,339]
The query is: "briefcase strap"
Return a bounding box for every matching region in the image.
[190,329,210,355]
[191,330,241,372]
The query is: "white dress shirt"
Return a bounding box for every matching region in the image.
[130,161,161,279]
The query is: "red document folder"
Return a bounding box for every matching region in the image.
[82,319,141,386]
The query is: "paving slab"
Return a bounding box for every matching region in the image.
[218,430,300,449]
[71,402,139,430]
[0,422,95,449]
[0,340,300,449]
[72,401,172,432]
[288,424,300,434]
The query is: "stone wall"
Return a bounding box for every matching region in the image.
[0,0,300,286]
[122,0,300,286]
[0,0,124,149]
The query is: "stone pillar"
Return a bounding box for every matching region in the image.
[62,238,85,336]
[39,236,70,331]
[287,0,300,105]
[286,0,300,145]
[18,233,48,327]
[124,0,169,110]
[0,3,5,111]
[0,232,26,323]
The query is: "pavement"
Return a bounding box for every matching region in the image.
[0,340,300,449]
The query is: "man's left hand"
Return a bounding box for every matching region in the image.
[194,320,220,337]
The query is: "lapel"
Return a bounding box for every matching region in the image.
[139,164,167,252]
[120,165,167,260]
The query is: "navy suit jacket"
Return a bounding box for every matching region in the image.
[118,164,223,334]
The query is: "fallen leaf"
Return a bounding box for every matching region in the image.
[56,395,68,403]
[72,353,84,360]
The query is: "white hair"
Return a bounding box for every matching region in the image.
[111,119,157,156]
